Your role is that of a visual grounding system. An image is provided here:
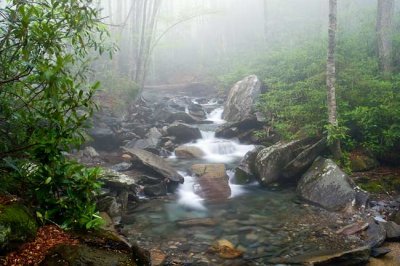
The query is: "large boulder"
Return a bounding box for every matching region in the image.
[233,145,265,185]
[166,122,202,144]
[222,75,266,122]
[175,146,205,159]
[255,138,324,185]
[215,117,268,144]
[191,164,231,201]
[122,148,184,186]
[297,157,357,211]
[89,125,122,152]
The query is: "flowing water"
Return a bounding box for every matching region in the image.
[122,99,361,265]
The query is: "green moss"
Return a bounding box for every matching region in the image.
[0,204,37,251]
[356,176,400,194]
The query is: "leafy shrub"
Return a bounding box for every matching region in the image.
[0,0,110,229]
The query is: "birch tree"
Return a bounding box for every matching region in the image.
[327,0,342,159]
[377,0,395,75]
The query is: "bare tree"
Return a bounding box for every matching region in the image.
[377,0,395,75]
[327,0,342,159]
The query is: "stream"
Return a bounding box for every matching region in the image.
[121,100,362,265]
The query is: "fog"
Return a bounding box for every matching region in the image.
[95,0,389,89]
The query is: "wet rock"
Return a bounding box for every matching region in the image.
[192,164,231,201]
[143,183,167,197]
[192,164,227,177]
[222,75,266,122]
[255,138,318,185]
[366,219,387,248]
[209,239,243,259]
[0,204,37,252]
[188,103,207,119]
[368,242,400,265]
[233,145,265,185]
[297,157,357,211]
[110,162,133,172]
[371,247,391,258]
[350,152,379,172]
[176,218,217,227]
[215,117,266,143]
[150,249,166,266]
[101,169,137,192]
[122,148,184,185]
[40,244,137,266]
[166,112,199,124]
[336,222,369,235]
[175,146,205,159]
[282,138,327,179]
[383,221,400,239]
[166,122,202,143]
[270,246,370,266]
[83,146,100,157]
[97,196,122,219]
[89,125,122,152]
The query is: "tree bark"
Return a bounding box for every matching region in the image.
[377,0,394,76]
[327,0,342,159]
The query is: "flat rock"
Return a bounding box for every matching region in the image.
[175,146,205,159]
[176,218,217,227]
[270,246,370,266]
[122,148,184,184]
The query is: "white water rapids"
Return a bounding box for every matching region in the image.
[172,104,254,210]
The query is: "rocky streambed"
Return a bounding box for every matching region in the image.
[72,76,400,265]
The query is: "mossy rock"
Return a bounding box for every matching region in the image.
[356,176,400,194]
[350,154,378,172]
[40,244,138,266]
[0,203,37,252]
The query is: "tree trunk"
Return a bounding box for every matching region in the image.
[327,0,342,159]
[377,0,394,76]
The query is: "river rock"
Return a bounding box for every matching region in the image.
[166,122,202,143]
[255,138,317,185]
[166,112,199,124]
[191,164,231,201]
[122,148,184,185]
[83,146,100,157]
[233,145,265,184]
[215,117,265,143]
[270,246,370,266]
[383,221,400,239]
[222,75,266,122]
[143,183,168,197]
[297,157,357,211]
[89,125,121,151]
[366,218,387,248]
[175,146,205,159]
[188,103,207,119]
[41,244,137,266]
[282,138,327,179]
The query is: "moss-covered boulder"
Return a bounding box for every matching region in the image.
[0,203,37,252]
[40,244,138,266]
[350,153,379,172]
